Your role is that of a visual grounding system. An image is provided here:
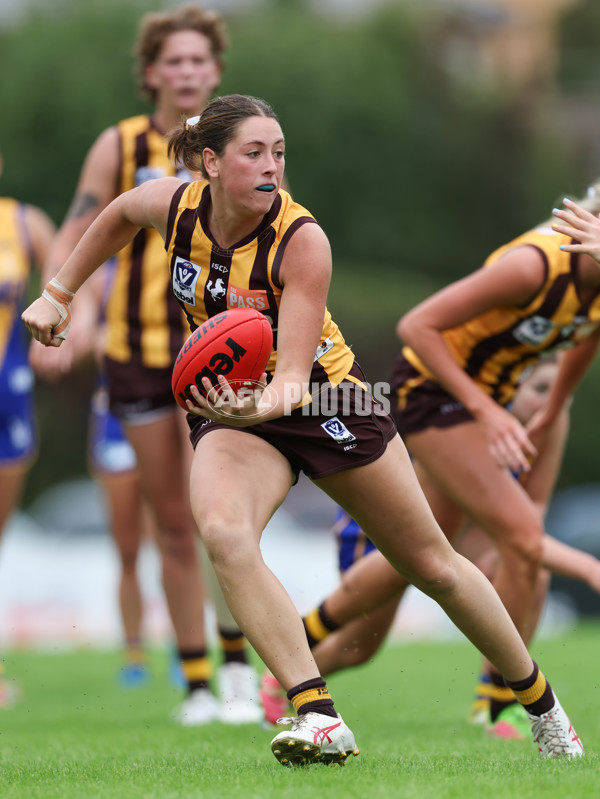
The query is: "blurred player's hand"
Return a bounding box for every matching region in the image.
[552,198,600,264]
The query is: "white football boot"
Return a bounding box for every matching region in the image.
[270,712,359,767]
[171,688,220,726]
[218,663,263,724]
[527,696,584,758]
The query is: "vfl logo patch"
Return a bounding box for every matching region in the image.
[134,166,166,186]
[173,256,201,305]
[321,417,356,444]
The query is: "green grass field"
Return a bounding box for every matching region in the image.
[1,624,598,798]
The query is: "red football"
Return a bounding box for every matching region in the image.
[172,308,273,409]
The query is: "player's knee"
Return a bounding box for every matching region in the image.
[405,554,459,599]
[155,519,197,559]
[120,549,138,572]
[197,516,258,573]
[342,640,382,668]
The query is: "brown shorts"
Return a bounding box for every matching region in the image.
[188,363,397,480]
[389,354,474,436]
[104,355,177,420]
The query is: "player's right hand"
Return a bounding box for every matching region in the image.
[22,295,64,347]
[476,401,537,474]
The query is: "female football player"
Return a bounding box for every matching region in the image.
[29,6,262,725]
[22,94,586,764]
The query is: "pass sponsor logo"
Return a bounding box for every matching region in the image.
[228,285,268,310]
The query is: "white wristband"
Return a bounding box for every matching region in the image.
[41,278,74,341]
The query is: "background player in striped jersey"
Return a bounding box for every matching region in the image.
[390,181,600,735]
[22,94,587,763]
[0,153,56,705]
[30,6,262,725]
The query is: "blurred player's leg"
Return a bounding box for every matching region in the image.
[202,556,262,724]
[125,410,218,724]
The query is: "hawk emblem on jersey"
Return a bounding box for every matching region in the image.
[514,314,593,348]
[513,315,557,347]
[321,417,357,444]
[207,278,227,301]
[172,256,201,305]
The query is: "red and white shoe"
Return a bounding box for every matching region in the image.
[527,696,584,758]
[259,670,291,726]
[270,712,360,767]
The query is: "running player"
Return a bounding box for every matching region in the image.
[22,94,585,763]
[0,153,56,705]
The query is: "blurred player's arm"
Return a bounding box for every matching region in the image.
[541,537,600,594]
[527,334,600,442]
[23,203,56,269]
[43,126,120,281]
[525,342,600,592]
[398,249,545,473]
[522,406,569,517]
[31,127,120,378]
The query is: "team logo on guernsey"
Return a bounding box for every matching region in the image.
[321,417,356,444]
[173,256,201,305]
[513,315,557,346]
[514,314,594,347]
[134,166,167,186]
[207,278,227,301]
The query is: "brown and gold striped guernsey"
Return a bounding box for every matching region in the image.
[104,114,188,368]
[0,198,31,366]
[165,181,356,398]
[403,226,600,406]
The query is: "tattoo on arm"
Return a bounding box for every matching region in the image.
[67,192,99,220]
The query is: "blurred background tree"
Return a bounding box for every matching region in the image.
[1,0,599,499]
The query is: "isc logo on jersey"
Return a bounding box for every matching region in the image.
[173,256,201,305]
[228,285,268,310]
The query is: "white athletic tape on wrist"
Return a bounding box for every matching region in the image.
[41,278,74,341]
